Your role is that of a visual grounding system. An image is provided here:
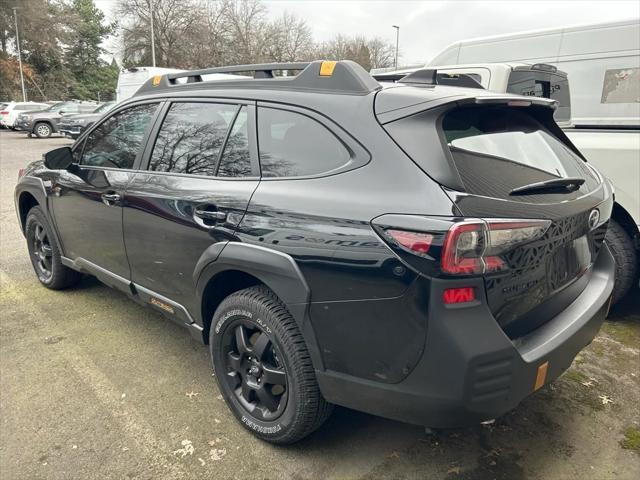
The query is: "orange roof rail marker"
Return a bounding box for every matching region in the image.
[319,61,337,77]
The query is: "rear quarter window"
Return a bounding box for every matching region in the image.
[258,107,351,178]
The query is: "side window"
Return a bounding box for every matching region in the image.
[149,102,237,176]
[217,106,252,177]
[61,104,79,114]
[81,103,158,169]
[258,108,350,178]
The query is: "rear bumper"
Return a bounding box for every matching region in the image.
[316,245,615,427]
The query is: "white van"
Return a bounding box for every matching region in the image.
[426,19,639,127]
[116,67,185,102]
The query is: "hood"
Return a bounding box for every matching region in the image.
[27,110,61,119]
[59,113,102,123]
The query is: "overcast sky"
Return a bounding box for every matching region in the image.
[96,0,640,65]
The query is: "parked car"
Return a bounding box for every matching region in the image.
[14,101,98,138]
[15,61,615,444]
[58,102,117,139]
[0,101,49,129]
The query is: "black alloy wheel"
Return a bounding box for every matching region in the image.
[25,206,81,289]
[31,221,53,282]
[222,320,288,421]
[210,286,333,444]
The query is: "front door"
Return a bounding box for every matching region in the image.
[50,102,161,280]
[123,100,259,315]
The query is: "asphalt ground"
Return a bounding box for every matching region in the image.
[1,129,639,479]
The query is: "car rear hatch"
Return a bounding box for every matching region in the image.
[376,87,613,338]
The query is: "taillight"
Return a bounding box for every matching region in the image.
[18,168,26,179]
[441,219,550,275]
[386,229,433,255]
[0,111,8,115]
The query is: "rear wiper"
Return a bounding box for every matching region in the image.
[509,177,585,196]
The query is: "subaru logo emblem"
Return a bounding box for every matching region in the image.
[588,209,600,230]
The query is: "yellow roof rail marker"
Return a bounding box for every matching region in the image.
[152,75,162,86]
[320,61,337,77]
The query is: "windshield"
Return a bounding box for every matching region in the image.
[94,102,115,113]
[46,102,66,112]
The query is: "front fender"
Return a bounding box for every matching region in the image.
[15,175,50,234]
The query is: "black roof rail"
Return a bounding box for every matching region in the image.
[135,60,381,97]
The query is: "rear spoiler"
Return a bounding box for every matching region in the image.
[376,92,558,124]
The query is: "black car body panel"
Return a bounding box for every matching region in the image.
[15,61,615,429]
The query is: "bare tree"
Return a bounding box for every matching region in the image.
[118,0,203,68]
[366,37,395,69]
[265,12,314,62]
[116,0,396,71]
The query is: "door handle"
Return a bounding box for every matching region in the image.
[194,209,226,221]
[101,192,121,205]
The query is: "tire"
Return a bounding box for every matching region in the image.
[34,122,52,138]
[605,219,638,305]
[25,206,81,289]
[210,286,333,444]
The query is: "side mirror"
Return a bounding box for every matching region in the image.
[44,146,74,170]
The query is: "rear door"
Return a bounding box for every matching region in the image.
[123,99,259,315]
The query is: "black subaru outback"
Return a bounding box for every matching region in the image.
[15,61,614,444]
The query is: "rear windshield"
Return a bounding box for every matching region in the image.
[443,106,597,199]
[507,70,571,124]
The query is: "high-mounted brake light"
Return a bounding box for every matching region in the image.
[507,100,532,107]
[441,219,550,276]
[386,229,433,255]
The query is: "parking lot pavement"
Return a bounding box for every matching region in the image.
[1,129,639,480]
